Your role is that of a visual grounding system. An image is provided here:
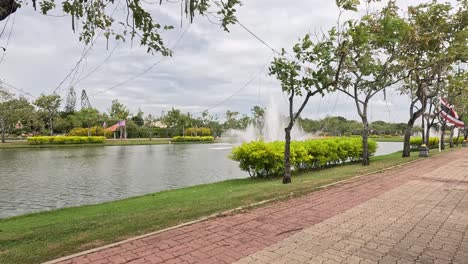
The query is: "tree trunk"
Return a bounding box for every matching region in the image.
[283,127,292,184]
[361,118,370,166]
[441,123,446,150]
[449,126,454,148]
[1,120,5,143]
[425,124,431,146]
[421,113,426,146]
[402,117,416,157]
[455,129,461,146]
[88,126,91,137]
[49,115,53,136]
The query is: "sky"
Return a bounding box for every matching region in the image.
[0,0,457,123]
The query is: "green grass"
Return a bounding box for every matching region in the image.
[371,136,404,142]
[0,150,455,264]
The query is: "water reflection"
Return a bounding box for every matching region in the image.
[0,144,246,218]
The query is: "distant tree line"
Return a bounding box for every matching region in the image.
[298,116,419,137]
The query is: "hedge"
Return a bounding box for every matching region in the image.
[185,127,212,136]
[410,137,439,148]
[229,138,377,178]
[172,136,215,142]
[27,136,106,145]
[68,127,109,137]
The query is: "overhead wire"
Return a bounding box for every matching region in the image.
[51,0,122,94]
[0,13,16,65]
[90,24,191,96]
[202,53,274,113]
[0,12,12,39]
[0,81,37,98]
[71,42,121,87]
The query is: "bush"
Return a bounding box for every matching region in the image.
[68,127,108,137]
[185,127,212,136]
[454,137,464,144]
[410,137,439,148]
[27,136,106,145]
[172,136,214,142]
[230,138,377,178]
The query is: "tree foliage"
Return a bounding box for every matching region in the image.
[1,0,241,55]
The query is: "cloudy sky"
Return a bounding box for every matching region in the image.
[0,0,456,123]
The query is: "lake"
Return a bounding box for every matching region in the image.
[0,141,402,218]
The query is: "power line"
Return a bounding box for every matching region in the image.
[91,25,191,96]
[0,80,37,98]
[0,11,12,39]
[202,53,273,113]
[0,13,16,65]
[71,42,121,87]
[51,0,122,94]
[236,20,282,55]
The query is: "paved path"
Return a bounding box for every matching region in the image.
[52,149,468,264]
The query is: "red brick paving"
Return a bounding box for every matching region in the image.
[49,149,467,264]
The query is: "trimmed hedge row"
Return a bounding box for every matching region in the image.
[410,136,465,149]
[172,136,215,142]
[27,136,106,145]
[229,138,377,178]
[410,137,439,148]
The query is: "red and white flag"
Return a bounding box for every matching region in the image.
[439,98,464,128]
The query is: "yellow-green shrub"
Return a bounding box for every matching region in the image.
[410,137,439,148]
[68,127,107,137]
[27,136,106,145]
[185,127,212,136]
[172,136,214,142]
[230,138,377,178]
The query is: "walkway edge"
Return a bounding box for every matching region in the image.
[44,151,454,264]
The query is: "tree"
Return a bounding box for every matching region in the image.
[399,1,465,157]
[76,108,100,136]
[443,70,467,147]
[223,110,239,130]
[108,99,129,120]
[0,97,34,143]
[80,90,92,110]
[337,1,409,165]
[251,105,265,130]
[144,113,157,140]
[0,0,240,56]
[163,107,188,130]
[33,94,62,136]
[0,94,35,143]
[64,86,77,114]
[270,28,346,183]
[131,108,145,127]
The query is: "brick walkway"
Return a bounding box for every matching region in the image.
[51,149,468,264]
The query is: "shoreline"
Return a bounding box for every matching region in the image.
[0,138,221,149]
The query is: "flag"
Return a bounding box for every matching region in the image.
[439,98,464,128]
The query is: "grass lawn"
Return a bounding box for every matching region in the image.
[371,136,404,142]
[0,149,455,263]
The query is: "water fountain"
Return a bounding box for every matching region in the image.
[224,96,308,143]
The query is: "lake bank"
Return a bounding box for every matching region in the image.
[1,149,460,264]
[0,138,173,149]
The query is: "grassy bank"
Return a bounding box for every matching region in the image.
[0,149,447,263]
[0,138,173,149]
[371,136,404,142]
